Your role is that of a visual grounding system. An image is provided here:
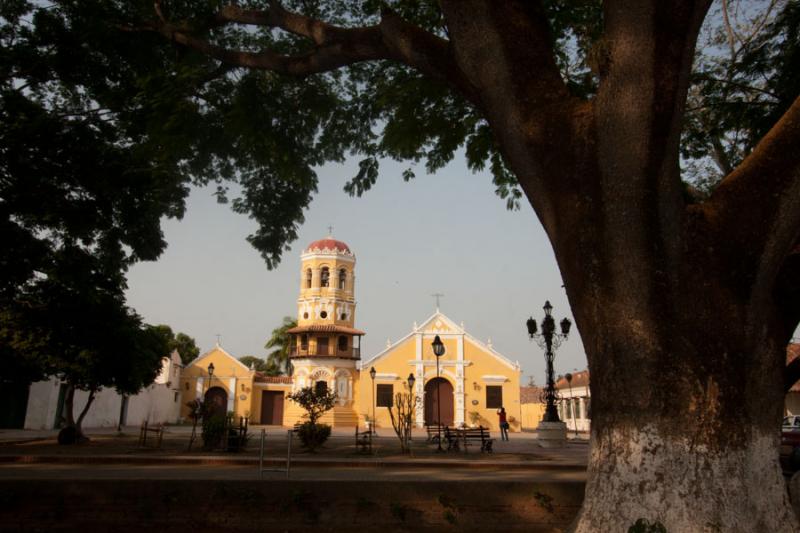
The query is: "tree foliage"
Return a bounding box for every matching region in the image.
[0,1,189,395]
[151,325,200,365]
[238,355,267,372]
[287,386,336,426]
[682,0,800,192]
[264,316,297,374]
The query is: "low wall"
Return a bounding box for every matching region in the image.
[0,479,584,531]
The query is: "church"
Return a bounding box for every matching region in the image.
[180,235,522,432]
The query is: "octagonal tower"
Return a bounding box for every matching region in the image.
[286,234,364,426]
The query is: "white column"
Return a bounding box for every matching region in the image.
[454,335,465,426]
[579,397,586,431]
[227,378,236,413]
[415,333,424,427]
[415,379,424,428]
[196,378,204,399]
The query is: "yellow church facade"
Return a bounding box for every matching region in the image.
[180,235,523,432]
[360,312,523,432]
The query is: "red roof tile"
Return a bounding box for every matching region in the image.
[305,238,351,254]
[287,324,366,335]
[520,386,543,404]
[254,374,293,384]
[555,370,590,389]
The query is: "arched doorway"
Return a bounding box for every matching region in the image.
[204,386,228,418]
[424,377,454,426]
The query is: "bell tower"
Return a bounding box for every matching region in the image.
[286,233,364,426]
[296,235,358,331]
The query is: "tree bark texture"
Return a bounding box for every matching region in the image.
[63,383,95,442]
[146,1,800,530]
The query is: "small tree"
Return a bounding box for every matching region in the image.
[287,386,336,451]
[387,389,418,454]
[288,386,336,426]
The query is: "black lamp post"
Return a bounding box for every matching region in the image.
[431,335,445,452]
[369,366,376,431]
[206,362,215,395]
[527,301,571,423]
[407,373,416,440]
[565,372,578,437]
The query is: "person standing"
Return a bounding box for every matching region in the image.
[497,407,509,441]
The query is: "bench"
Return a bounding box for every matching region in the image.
[138,420,164,448]
[355,425,373,453]
[446,426,493,453]
[425,423,446,443]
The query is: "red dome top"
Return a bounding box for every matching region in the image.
[305,238,351,254]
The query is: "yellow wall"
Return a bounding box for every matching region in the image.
[180,347,256,420]
[462,337,522,432]
[359,314,522,432]
[520,403,546,429]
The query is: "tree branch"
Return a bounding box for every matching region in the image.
[786,355,800,394]
[705,95,800,293]
[142,2,478,102]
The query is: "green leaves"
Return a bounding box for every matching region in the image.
[344,157,380,197]
[681,1,799,191]
[264,316,297,375]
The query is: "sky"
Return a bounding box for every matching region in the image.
[125,154,588,385]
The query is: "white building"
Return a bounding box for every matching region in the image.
[23,350,183,430]
[556,370,591,433]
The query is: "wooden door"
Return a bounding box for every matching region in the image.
[205,387,228,418]
[424,378,454,426]
[260,392,284,425]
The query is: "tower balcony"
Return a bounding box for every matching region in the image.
[286,324,365,361]
[289,346,361,359]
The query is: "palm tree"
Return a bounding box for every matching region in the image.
[265,316,296,375]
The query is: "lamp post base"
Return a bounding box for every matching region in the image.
[535,421,567,448]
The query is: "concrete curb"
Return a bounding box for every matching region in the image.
[0,453,587,470]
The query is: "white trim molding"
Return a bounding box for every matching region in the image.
[481,375,509,383]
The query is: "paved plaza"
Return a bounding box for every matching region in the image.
[0,425,589,482]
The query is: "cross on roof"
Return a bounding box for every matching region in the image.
[327,225,334,236]
[215,334,222,346]
[432,293,444,311]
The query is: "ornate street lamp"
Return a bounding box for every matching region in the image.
[369,366,377,431]
[565,372,578,437]
[431,335,445,452]
[206,362,215,396]
[527,301,571,424]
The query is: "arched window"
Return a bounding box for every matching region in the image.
[320,267,330,287]
[306,268,312,288]
[338,268,346,289]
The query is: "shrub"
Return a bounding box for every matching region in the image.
[202,413,226,450]
[287,386,337,425]
[296,421,331,451]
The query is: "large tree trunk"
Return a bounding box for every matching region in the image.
[60,383,95,444]
[578,426,794,531]
[552,132,800,530]
[568,299,797,531]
